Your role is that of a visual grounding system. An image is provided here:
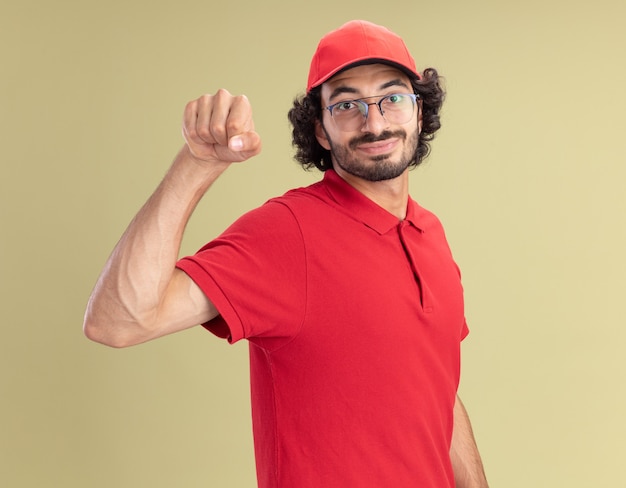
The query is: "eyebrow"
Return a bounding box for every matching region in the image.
[328,78,412,102]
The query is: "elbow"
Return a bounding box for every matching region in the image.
[83,289,162,347]
[83,309,145,349]
[83,319,130,348]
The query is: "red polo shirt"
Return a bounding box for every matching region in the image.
[177,169,468,488]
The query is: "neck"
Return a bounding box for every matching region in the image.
[334,166,409,220]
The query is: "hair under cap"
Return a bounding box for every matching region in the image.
[306,20,420,92]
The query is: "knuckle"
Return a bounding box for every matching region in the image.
[195,125,211,140]
[184,123,196,137]
[214,88,231,100]
[226,119,244,134]
[183,99,197,118]
[233,94,250,111]
[210,123,227,141]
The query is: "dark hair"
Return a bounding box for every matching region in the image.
[287,67,446,171]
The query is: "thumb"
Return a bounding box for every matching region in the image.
[228,131,262,157]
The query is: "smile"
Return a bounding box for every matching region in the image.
[356,138,400,156]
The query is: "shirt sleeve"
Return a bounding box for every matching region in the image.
[176,200,307,350]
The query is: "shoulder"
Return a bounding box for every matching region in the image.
[408,198,451,233]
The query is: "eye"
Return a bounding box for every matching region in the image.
[334,101,358,112]
[386,94,405,104]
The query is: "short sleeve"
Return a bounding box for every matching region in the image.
[176,200,307,350]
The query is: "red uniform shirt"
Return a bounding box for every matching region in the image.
[177,169,468,488]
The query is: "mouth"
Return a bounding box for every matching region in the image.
[355,138,399,156]
[350,130,405,156]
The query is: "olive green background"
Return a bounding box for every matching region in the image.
[2,0,625,486]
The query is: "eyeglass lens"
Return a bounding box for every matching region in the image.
[329,94,416,131]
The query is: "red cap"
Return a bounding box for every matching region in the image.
[306,20,420,92]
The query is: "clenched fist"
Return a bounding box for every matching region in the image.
[182,89,262,165]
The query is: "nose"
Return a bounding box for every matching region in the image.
[362,101,390,133]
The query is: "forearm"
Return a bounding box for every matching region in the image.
[83,146,229,346]
[450,395,489,488]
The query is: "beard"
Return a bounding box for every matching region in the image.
[324,127,420,182]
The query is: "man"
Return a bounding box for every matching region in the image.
[84,20,488,488]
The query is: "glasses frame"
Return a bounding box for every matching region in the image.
[324,93,420,132]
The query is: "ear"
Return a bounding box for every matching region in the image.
[417,99,423,134]
[315,119,332,150]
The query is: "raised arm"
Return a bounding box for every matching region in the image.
[83,90,262,347]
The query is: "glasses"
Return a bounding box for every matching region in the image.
[325,93,419,132]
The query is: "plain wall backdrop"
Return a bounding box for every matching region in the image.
[2,0,625,486]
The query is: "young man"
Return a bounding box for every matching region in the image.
[84,20,488,488]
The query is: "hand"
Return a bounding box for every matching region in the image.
[182,89,262,165]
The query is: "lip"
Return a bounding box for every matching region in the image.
[356,138,399,155]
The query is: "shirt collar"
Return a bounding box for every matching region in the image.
[321,169,427,235]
